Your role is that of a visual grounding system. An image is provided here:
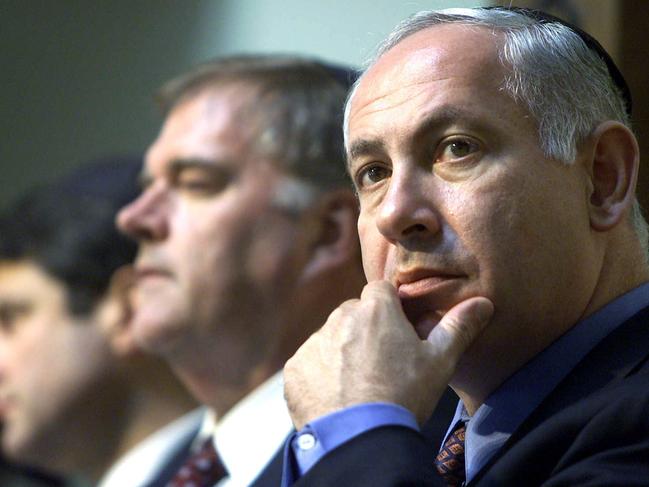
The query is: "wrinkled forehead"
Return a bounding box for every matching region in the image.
[165,83,263,145]
[354,24,505,112]
[347,24,508,151]
[169,80,263,121]
[144,83,268,175]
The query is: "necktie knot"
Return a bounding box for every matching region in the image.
[167,438,227,487]
[435,421,466,486]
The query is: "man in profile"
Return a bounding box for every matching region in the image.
[0,159,200,487]
[283,7,649,486]
[117,56,379,486]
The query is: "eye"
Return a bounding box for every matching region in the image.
[174,167,230,196]
[356,164,392,189]
[436,138,481,163]
[0,302,31,334]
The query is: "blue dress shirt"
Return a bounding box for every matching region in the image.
[282,282,649,486]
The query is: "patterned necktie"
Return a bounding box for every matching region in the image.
[434,421,466,486]
[167,438,227,487]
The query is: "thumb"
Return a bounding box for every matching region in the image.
[425,297,493,367]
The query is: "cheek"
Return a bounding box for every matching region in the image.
[171,211,230,292]
[41,330,115,421]
[455,172,590,303]
[247,221,299,285]
[6,324,73,435]
[12,323,54,391]
[175,209,260,318]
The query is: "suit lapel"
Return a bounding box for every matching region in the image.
[248,440,286,487]
[468,304,649,485]
[515,304,649,430]
[143,422,203,487]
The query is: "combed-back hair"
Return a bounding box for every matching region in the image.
[158,55,358,192]
[0,157,141,316]
[343,7,648,250]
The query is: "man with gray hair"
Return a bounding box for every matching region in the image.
[283,7,649,486]
[117,56,369,486]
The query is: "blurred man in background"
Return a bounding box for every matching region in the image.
[117,55,378,486]
[0,158,200,487]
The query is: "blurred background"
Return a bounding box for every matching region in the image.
[3,0,647,210]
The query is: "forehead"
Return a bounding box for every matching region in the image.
[349,24,520,144]
[0,260,65,304]
[145,85,260,176]
[362,24,504,100]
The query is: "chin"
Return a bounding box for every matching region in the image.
[2,428,37,464]
[133,311,189,356]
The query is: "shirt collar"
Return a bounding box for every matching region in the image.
[449,281,649,482]
[211,371,293,487]
[98,407,205,487]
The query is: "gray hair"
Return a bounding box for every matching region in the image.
[344,7,647,249]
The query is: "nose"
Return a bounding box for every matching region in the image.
[117,185,169,242]
[375,168,441,244]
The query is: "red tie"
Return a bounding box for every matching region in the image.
[167,438,227,487]
[434,422,466,486]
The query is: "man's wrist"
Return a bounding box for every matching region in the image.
[290,402,419,476]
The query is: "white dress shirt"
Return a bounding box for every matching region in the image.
[197,372,293,487]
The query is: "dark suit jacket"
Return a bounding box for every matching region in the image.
[249,388,458,487]
[295,305,649,486]
[250,444,285,487]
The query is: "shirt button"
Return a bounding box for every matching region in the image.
[297,433,317,450]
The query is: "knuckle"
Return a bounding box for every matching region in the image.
[361,294,383,310]
[361,280,395,300]
[283,355,297,376]
[328,299,359,324]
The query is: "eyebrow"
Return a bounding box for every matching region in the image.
[168,157,228,174]
[0,299,30,308]
[0,300,32,318]
[138,157,232,189]
[348,139,387,166]
[347,106,491,168]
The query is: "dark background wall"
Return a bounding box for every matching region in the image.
[1,0,481,209]
[1,1,210,208]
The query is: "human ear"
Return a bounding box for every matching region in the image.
[299,189,360,282]
[586,121,640,231]
[96,265,139,357]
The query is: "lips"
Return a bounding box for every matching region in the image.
[395,268,465,338]
[395,268,463,300]
[134,264,172,279]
